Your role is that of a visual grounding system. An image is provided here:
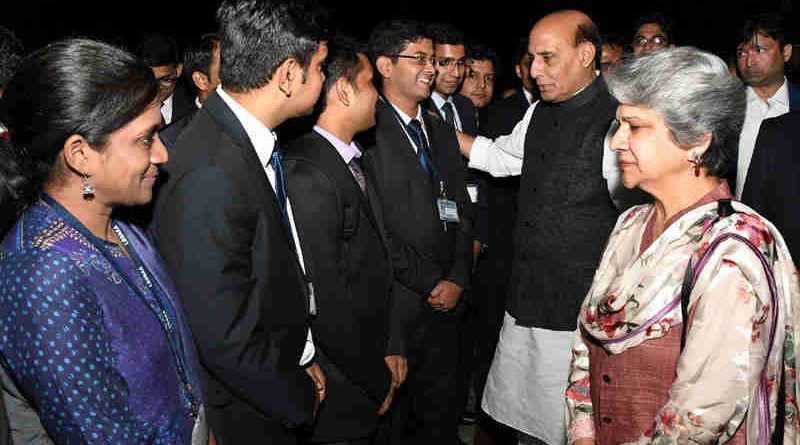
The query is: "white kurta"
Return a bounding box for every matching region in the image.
[482,312,574,445]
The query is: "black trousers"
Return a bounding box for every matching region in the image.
[381,305,467,445]
[207,398,300,445]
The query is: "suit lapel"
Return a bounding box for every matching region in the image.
[203,92,303,267]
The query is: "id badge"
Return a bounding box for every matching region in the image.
[437,198,460,222]
[466,182,479,203]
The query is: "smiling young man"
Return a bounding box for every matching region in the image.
[364,19,474,445]
[424,23,477,136]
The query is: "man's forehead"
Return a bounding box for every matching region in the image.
[529,22,573,52]
[435,43,465,56]
[741,31,779,46]
[635,23,665,37]
[470,60,495,72]
[403,38,433,53]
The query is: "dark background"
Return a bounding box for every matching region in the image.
[2,0,796,89]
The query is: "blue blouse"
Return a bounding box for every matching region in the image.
[0,199,204,445]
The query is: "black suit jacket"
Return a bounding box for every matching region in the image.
[150,92,316,432]
[423,93,478,136]
[360,100,473,307]
[169,81,198,124]
[741,111,800,264]
[284,131,441,440]
[481,90,530,139]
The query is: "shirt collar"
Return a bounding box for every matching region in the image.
[313,125,362,164]
[522,88,534,105]
[161,94,174,123]
[430,91,452,112]
[194,96,203,109]
[747,77,790,107]
[388,100,424,126]
[216,85,277,169]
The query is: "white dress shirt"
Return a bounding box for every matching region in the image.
[735,79,791,197]
[161,94,174,124]
[430,91,463,131]
[467,99,626,209]
[217,86,316,366]
[387,100,430,154]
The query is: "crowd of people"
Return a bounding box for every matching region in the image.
[0,2,799,445]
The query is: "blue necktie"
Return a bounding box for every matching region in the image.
[270,148,296,250]
[441,102,456,129]
[406,119,436,182]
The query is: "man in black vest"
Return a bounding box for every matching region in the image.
[457,10,628,445]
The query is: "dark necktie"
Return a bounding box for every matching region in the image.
[441,102,456,129]
[348,157,367,195]
[406,119,435,182]
[270,148,296,250]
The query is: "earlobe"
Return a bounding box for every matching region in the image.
[784,44,793,63]
[376,57,393,80]
[176,63,184,78]
[581,42,596,68]
[61,134,91,174]
[277,60,295,98]
[335,78,351,107]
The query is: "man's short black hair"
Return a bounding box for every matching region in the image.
[136,33,181,67]
[184,33,219,79]
[576,20,602,69]
[632,11,676,44]
[426,22,465,47]
[318,36,364,113]
[368,19,429,63]
[466,43,498,69]
[512,37,529,66]
[217,0,325,93]
[601,32,626,49]
[738,12,789,47]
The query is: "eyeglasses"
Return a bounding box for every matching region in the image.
[436,58,467,69]
[633,35,668,47]
[390,53,436,66]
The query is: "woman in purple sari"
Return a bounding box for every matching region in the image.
[0,39,208,445]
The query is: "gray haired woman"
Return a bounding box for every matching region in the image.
[565,47,800,445]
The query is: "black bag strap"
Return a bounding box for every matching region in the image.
[680,199,737,351]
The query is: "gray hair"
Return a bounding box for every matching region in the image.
[605,46,746,177]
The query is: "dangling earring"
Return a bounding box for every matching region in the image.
[689,152,702,177]
[81,173,95,199]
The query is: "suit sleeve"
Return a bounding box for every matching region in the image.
[285,160,392,403]
[152,166,315,427]
[445,149,476,291]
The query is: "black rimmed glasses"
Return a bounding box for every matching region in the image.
[390,53,436,66]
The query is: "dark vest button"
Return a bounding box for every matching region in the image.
[602,374,611,383]
[521,221,531,227]
[602,416,612,424]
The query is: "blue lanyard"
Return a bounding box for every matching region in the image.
[380,95,444,185]
[40,195,199,418]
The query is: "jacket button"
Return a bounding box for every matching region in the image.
[602,416,612,424]
[602,374,611,383]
